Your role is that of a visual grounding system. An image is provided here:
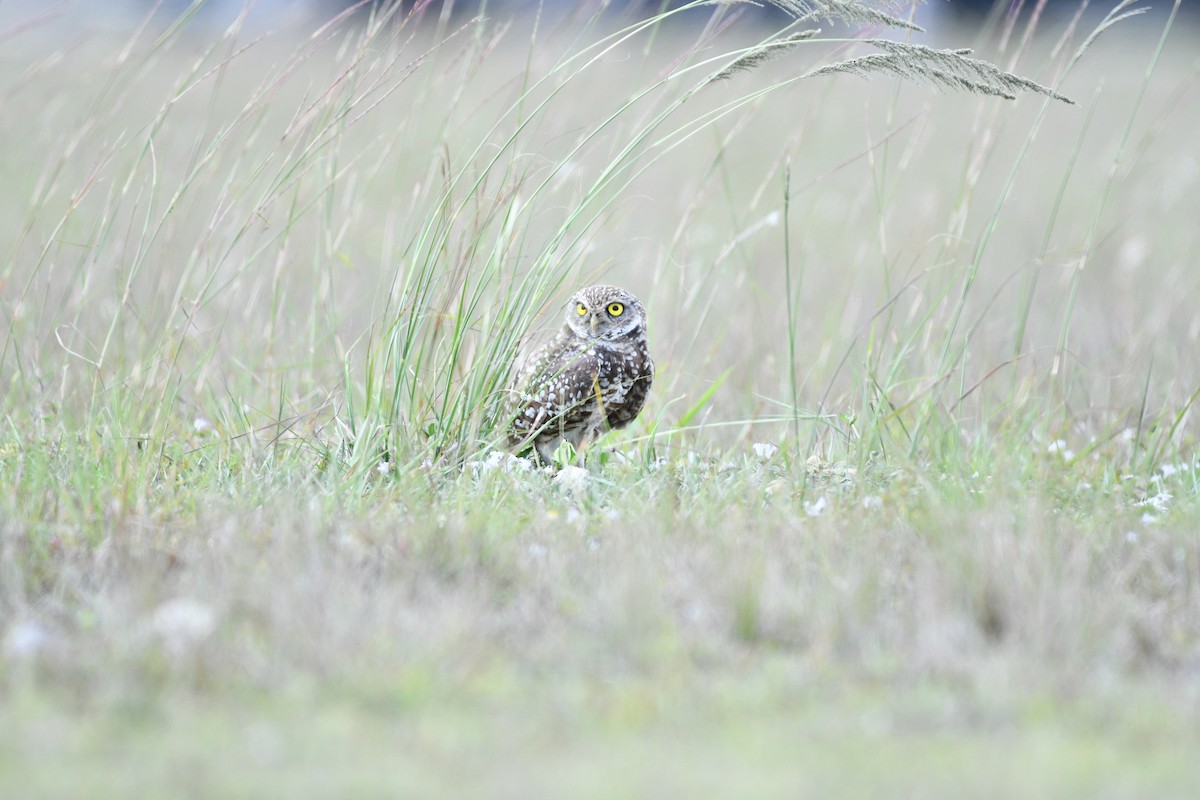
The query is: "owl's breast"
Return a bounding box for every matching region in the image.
[595,336,653,430]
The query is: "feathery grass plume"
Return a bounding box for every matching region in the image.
[807,40,1075,103]
[767,0,925,32]
[710,29,822,82]
[1073,1,1152,61]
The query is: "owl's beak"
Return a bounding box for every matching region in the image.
[589,314,598,336]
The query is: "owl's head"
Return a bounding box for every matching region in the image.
[564,285,647,342]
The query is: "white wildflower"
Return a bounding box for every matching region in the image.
[3,620,52,660]
[1047,440,1074,460]
[468,450,530,475]
[152,598,217,657]
[553,465,590,495]
[1136,491,1172,514]
[752,442,779,459]
[804,495,828,517]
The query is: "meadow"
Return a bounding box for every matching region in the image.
[2,1,1199,796]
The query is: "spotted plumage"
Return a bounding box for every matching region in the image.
[509,285,654,465]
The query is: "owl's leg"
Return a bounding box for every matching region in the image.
[570,427,602,466]
[534,437,558,468]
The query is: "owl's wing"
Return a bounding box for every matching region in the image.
[509,341,600,447]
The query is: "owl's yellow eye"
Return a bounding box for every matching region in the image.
[607,302,624,317]
[576,303,587,316]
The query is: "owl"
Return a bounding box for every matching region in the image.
[509,285,654,465]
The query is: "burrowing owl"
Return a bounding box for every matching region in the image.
[509,285,654,464]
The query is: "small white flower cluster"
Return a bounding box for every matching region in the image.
[1047,439,1074,460]
[1135,489,1172,524]
[3,620,53,661]
[1130,461,1196,523]
[752,442,779,459]
[1156,462,1199,479]
[553,465,591,495]
[467,450,532,476]
[152,597,217,658]
[803,495,828,517]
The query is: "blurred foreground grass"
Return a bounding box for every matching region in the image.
[4,670,1198,797]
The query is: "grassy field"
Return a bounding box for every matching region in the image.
[2,1,1199,796]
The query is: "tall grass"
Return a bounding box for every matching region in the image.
[270,0,1097,477]
[0,0,1194,506]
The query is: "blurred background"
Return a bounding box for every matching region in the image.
[2,0,1195,438]
[1,0,1194,39]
